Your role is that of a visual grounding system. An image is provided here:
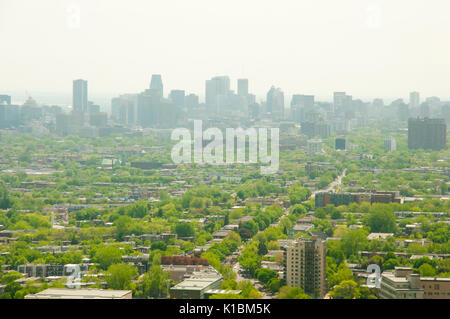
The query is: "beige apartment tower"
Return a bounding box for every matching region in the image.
[284,237,327,298]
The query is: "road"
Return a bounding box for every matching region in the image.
[229,169,346,298]
[310,168,347,199]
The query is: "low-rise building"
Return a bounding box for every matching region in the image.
[25,288,132,299]
[169,268,222,299]
[380,267,424,299]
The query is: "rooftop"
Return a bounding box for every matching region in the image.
[25,288,132,299]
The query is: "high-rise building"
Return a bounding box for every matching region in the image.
[335,137,346,150]
[291,94,314,109]
[384,136,397,152]
[266,86,284,120]
[73,79,88,113]
[89,112,108,127]
[420,103,430,118]
[111,95,137,125]
[0,95,11,105]
[237,79,248,96]
[410,91,420,109]
[205,76,230,113]
[137,91,181,128]
[55,113,72,136]
[282,238,327,298]
[408,118,447,150]
[0,104,20,128]
[185,94,199,110]
[397,103,409,122]
[149,74,164,99]
[169,90,185,108]
[307,139,322,156]
[333,92,352,113]
[442,104,450,124]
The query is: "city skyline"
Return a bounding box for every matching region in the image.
[2,0,450,101]
[1,74,448,110]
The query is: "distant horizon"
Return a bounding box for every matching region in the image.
[3,86,448,111]
[2,0,450,105]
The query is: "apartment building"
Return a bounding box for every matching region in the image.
[282,237,327,298]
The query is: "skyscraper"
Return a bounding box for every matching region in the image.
[410,92,420,109]
[73,79,88,113]
[205,76,230,113]
[282,237,327,298]
[237,79,248,96]
[408,118,447,150]
[291,94,315,109]
[150,74,164,99]
[169,90,185,108]
[266,86,284,120]
[384,136,397,152]
[0,95,11,105]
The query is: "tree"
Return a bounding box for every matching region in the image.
[105,263,138,290]
[277,286,311,299]
[237,280,262,299]
[0,271,23,284]
[314,208,327,219]
[139,264,170,298]
[329,280,360,299]
[267,278,282,293]
[257,240,268,256]
[418,263,436,277]
[94,245,123,270]
[175,222,195,238]
[340,228,368,258]
[288,185,311,204]
[328,263,354,288]
[238,245,261,276]
[256,268,278,284]
[151,241,167,251]
[367,205,396,233]
[0,187,13,209]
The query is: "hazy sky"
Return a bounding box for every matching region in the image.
[1,0,450,104]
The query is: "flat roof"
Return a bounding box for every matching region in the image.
[170,272,222,291]
[25,288,131,299]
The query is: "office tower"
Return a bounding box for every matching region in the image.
[397,103,409,122]
[266,86,285,119]
[149,74,164,99]
[408,118,447,150]
[111,95,137,125]
[291,105,303,123]
[73,79,88,113]
[283,238,327,298]
[0,95,11,105]
[55,113,72,136]
[137,90,181,128]
[88,101,100,114]
[248,103,261,119]
[335,137,346,150]
[333,92,349,111]
[185,94,199,110]
[372,98,384,109]
[307,139,322,156]
[420,103,430,118]
[442,104,450,124]
[0,104,20,128]
[237,79,248,96]
[169,90,185,108]
[205,76,230,113]
[384,136,397,152]
[291,94,315,109]
[89,112,108,127]
[410,92,420,109]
